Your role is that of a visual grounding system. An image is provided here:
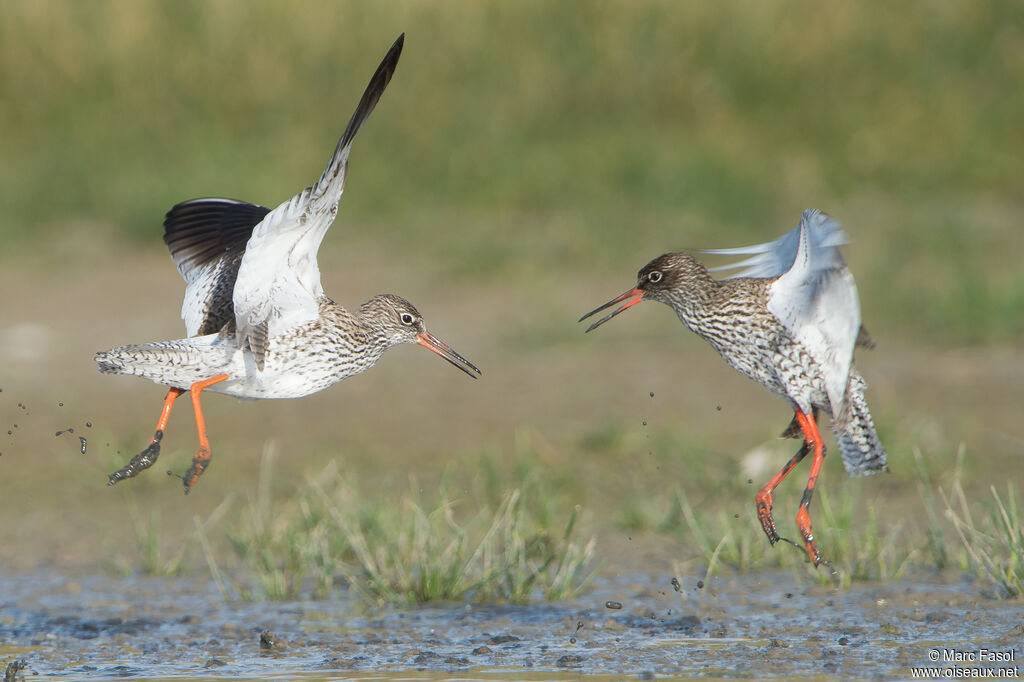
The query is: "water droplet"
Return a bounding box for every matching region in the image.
[79,437,88,454]
[670,577,681,592]
[696,580,704,589]
[716,405,721,411]
[641,420,647,426]
[6,430,11,435]
[605,601,622,610]
[58,402,64,407]
[86,422,93,428]
[55,427,75,437]
[649,391,654,398]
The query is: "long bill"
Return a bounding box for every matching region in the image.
[578,287,645,332]
[417,332,482,379]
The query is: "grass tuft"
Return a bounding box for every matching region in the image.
[941,447,1024,598]
[217,446,595,604]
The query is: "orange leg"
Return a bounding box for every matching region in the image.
[792,408,827,566]
[754,441,809,544]
[754,407,829,567]
[109,387,185,486]
[175,373,229,494]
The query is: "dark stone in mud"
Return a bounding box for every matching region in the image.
[323,656,367,669]
[259,630,284,650]
[411,650,440,665]
[5,659,27,682]
[472,645,492,655]
[556,654,585,668]
[768,638,789,648]
[488,634,520,644]
[203,659,227,668]
[443,656,469,665]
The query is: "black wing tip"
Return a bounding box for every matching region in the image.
[335,33,406,152]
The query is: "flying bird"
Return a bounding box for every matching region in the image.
[580,210,886,566]
[97,34,480,492]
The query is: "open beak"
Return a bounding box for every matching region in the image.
[417,332,481,379]
[578,287,645,332]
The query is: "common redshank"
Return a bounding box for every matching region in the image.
[579,210,886,566]
[97,34,480,492]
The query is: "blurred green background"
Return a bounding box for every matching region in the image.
[3,0,1022,342]
[0,1,1021,574]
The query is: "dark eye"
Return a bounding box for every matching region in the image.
[400,313,416,325]
[648,271,663,283]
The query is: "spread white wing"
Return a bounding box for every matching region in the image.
[230,34,403,369]
[707,210,861,418]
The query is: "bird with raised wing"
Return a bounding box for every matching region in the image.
[580,210,886,567]
[97,34,480,492]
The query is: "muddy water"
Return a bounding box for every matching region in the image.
[1,569,1021,681]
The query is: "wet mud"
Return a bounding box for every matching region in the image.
[1,569,1020,680]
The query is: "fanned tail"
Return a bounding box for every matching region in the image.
[833,372,888,476]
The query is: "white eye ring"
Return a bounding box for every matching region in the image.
[648,271,663,283]
[400,313,416,325]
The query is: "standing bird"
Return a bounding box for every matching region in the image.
[579,210,886,566]
[97,34,480,492]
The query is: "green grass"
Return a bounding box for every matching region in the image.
[200,446,595,603]
[101,434,1023,602]
[940,447,1024,598]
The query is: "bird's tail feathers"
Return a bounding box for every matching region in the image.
[833,374,888,476]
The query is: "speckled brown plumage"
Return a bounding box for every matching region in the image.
[581,210,886,568]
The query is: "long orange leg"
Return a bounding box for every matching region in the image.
[108,387,185,486]
[792,408,827,567]
[754,441,809,544]
[754,407,829,567]
[172,374,229,494]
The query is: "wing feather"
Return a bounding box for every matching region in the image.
[764,210,862,420]
[230,34,404,368]
[703,210,848,279]
[163,198,271,336]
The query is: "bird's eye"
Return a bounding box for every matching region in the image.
[400,313,416,325]
[648,271,663,283]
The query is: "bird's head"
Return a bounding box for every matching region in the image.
[363,294,481,379]
[579,253,707,331]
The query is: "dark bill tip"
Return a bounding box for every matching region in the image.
[578,288,645,332]
[417,332,481,379]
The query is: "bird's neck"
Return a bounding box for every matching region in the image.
[322,299,390,356]
[661,268,719,331]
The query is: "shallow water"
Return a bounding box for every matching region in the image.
[1,568,1021,681]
